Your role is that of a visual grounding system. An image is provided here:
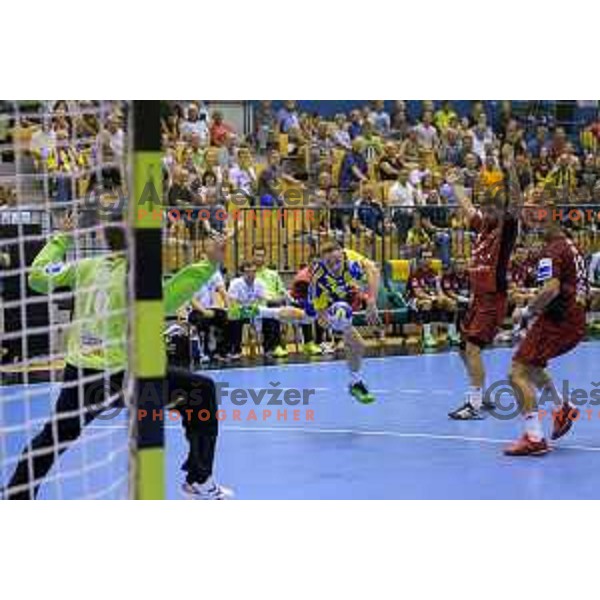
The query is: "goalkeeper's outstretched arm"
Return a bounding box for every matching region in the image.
[28,233,76,294]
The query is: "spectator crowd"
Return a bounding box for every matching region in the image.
[160,99,600,362]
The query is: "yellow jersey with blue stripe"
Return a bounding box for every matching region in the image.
[309,249,369,313]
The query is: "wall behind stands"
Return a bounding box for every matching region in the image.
[255,100,499,120]
[251,100,599,134]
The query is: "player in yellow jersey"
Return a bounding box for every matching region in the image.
[308,241,380,403]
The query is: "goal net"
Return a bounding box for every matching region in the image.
[0,100,163,499]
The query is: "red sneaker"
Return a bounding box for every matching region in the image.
[551,403,578,440]
[504,433,551,456]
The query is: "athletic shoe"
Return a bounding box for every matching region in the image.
[448,401,484,420]
[303,342,322,356]
[481,395,496,411]
[349,381,375,404]
[423,333,437,349]
[181,477,234,500]
[551,403,578,440]
[272,345,289,358]
[448,332,462,346]
[504,433,551,456]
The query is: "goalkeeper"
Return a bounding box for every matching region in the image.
[5,217,229,500]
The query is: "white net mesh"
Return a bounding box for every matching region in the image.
[0,100,134,499]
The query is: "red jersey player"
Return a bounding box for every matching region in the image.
[447,170,519,420]
[505,210,588,455]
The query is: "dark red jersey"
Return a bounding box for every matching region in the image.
[409,266,439,296]
[469,209,518,294]
[442,271,470,296]
[514,234,587,368]
[537,233,588,318]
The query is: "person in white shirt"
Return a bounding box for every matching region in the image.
[228,147,257,200]
[226,260,307,359]
[388,167,421,242]
[227,261,267,358]
[187,270,229,362]
[180,103,210,142]
[414,111,439,151]
[470,114,495,162]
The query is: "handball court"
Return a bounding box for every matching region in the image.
[2,343,600,499]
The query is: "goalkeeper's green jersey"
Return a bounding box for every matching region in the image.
[29,234,216,371]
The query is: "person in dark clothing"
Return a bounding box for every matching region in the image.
[5,224,230,500]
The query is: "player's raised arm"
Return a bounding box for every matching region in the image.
[447,168,477,223]
[163,261,218,316]
[28,214,77,294]
[163,238,224,315]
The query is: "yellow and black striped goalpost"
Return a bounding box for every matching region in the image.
[131,101,165,499]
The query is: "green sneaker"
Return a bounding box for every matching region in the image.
[272,345,289,358]
[303,342,322,356]
[349,381,375,404]
[423,334,437,348]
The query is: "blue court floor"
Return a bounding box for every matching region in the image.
[2,342,600,499]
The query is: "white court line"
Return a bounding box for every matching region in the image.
[219,425,600,454]
[85,423,600,453]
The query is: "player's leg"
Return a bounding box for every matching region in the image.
[166,366,231,500]
[504,360,551,455]
[530,368,577,440]
[448,340,486,420]
[6,365,125,499]
[416,298,436,348]
[512,308,586,448]
[227,317,246,360]
[449,294,502,419]
[263,318,287,358]
[211,308,230,361]
[299,320,323,356]
[344,326,374,404]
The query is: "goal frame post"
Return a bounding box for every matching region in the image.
[131,100,166,499]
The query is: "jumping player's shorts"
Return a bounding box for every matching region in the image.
[461,292,507,347]
[514,306,586,368]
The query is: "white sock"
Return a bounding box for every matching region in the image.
[423,323,432,337]
[448,323,457,337]
[350,370,364,385]
[468,386,482,409]
[524,411,543,441]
